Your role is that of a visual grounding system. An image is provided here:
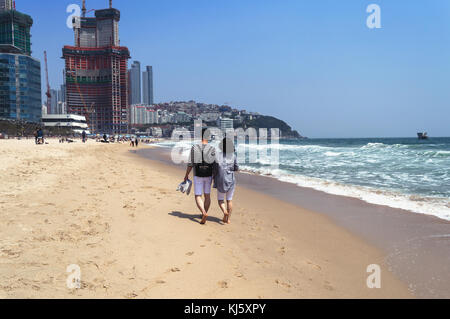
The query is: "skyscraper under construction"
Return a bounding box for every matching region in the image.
[62,0,130,134]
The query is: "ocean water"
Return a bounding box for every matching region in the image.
[153,137,450,221]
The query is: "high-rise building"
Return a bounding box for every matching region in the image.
[0,1,41,123]
[0,0,12,12]
[45,87,67,115]
[129,104,158,125]
[129,60,141,105]
[143,65,153,105]
[62,0,130,134]
[60,84,66,103]
[49,89,58,114]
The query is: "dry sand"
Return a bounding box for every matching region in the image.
[0,139,412,298]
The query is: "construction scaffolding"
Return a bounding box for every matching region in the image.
[62,2,130,134]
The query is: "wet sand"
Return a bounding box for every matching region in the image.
[139,146,450,298]
[0,139,411,298]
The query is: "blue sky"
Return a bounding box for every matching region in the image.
[20,0,450,137]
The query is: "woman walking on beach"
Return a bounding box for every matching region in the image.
[213,138,239,224]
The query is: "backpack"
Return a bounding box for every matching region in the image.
[195,145,213,177]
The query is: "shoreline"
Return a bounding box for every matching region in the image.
[151,140,450,222]
[138,146,450,298]
[0,139,412,298]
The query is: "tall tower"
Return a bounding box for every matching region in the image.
[129,61,141,105]
[62,0,130,134]
[143,66,154,105]
[0,0,41,123]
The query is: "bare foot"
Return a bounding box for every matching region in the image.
[222,214,229,223]
[200,214,208,224]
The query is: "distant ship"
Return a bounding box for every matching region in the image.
[417,132,429,140]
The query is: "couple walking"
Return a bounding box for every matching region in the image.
[183,128,239,225]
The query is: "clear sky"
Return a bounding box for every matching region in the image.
[20,0,450,137]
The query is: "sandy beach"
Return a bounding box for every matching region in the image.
[0,139,412,298]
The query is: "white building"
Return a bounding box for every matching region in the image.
[175,111,191,123]
[150,127,162,137]
[129,104,158,125]
[41,114,90,134]
[217,117,233,132]
[200,112,221,122]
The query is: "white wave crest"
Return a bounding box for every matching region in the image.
[240,165,450,221]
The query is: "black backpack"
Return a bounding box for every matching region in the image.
[195,145,213,177]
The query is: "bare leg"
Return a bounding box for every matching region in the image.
[226,200,233,224]
[200,194,211,224]
[204,194,211,213]
[218,200,229,222]
[195,195,208,224]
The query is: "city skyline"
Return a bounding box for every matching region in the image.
[128,64,154,107]
[7,0,450,137]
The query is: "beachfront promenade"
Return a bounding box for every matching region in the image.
[0,139,410,298]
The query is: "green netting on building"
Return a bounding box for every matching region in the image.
[0,10,32,56]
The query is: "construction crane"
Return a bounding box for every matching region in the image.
[44,51,51,114]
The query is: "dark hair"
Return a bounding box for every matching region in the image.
[220,137,235,155]
[202,128,208,140]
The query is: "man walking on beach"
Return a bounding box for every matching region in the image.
[183,128,215,224]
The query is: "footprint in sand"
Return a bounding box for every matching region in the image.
[123,204,136,210]
[124,292,138,298]
[218,280,228,288]
[170,267,181,273]
[306,260,322,271]
[275,279,291,289]
[324,281,334,291]
[186,251,194,256]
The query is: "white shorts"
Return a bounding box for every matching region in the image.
[217,185,235,201]
[194,176,212,196]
